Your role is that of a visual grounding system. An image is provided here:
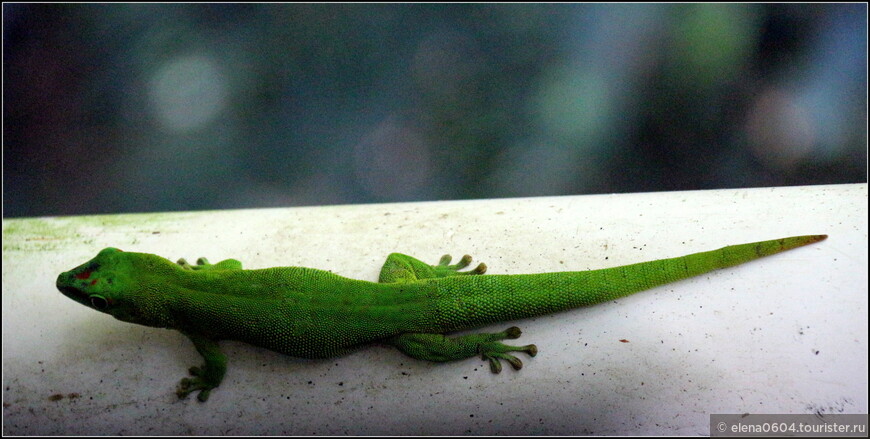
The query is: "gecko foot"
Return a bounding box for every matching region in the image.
[176,257,242,271]
[437,254,487,275]
[478,327,537,373]
[176,257,213,270]
[176,366,218,402]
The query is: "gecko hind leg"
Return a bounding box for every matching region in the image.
[378,252,486,283]
[387,326,537,373]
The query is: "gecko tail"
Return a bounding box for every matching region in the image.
[526,235,827,313]
[564,234,830,308]
[771,234,827,249]
[707,234,827,266]
[433,235,828,330]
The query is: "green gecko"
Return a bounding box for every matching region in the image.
[56,235,826,402]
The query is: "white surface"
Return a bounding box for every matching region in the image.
[2,184,866,435]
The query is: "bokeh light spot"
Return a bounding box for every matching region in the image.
[149,55,227,132]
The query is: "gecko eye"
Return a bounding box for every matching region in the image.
[89,295,108,310]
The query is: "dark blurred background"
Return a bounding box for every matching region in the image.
[3,3,867,218]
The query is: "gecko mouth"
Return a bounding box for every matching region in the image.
[58,286,82,298]
[58,285,109,310]
[57,283,89,306]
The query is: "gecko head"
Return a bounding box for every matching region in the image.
[56,247,177,328]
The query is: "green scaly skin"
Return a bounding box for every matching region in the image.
[56,235,827,401]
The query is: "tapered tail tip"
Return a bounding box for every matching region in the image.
[784,234,828,249]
